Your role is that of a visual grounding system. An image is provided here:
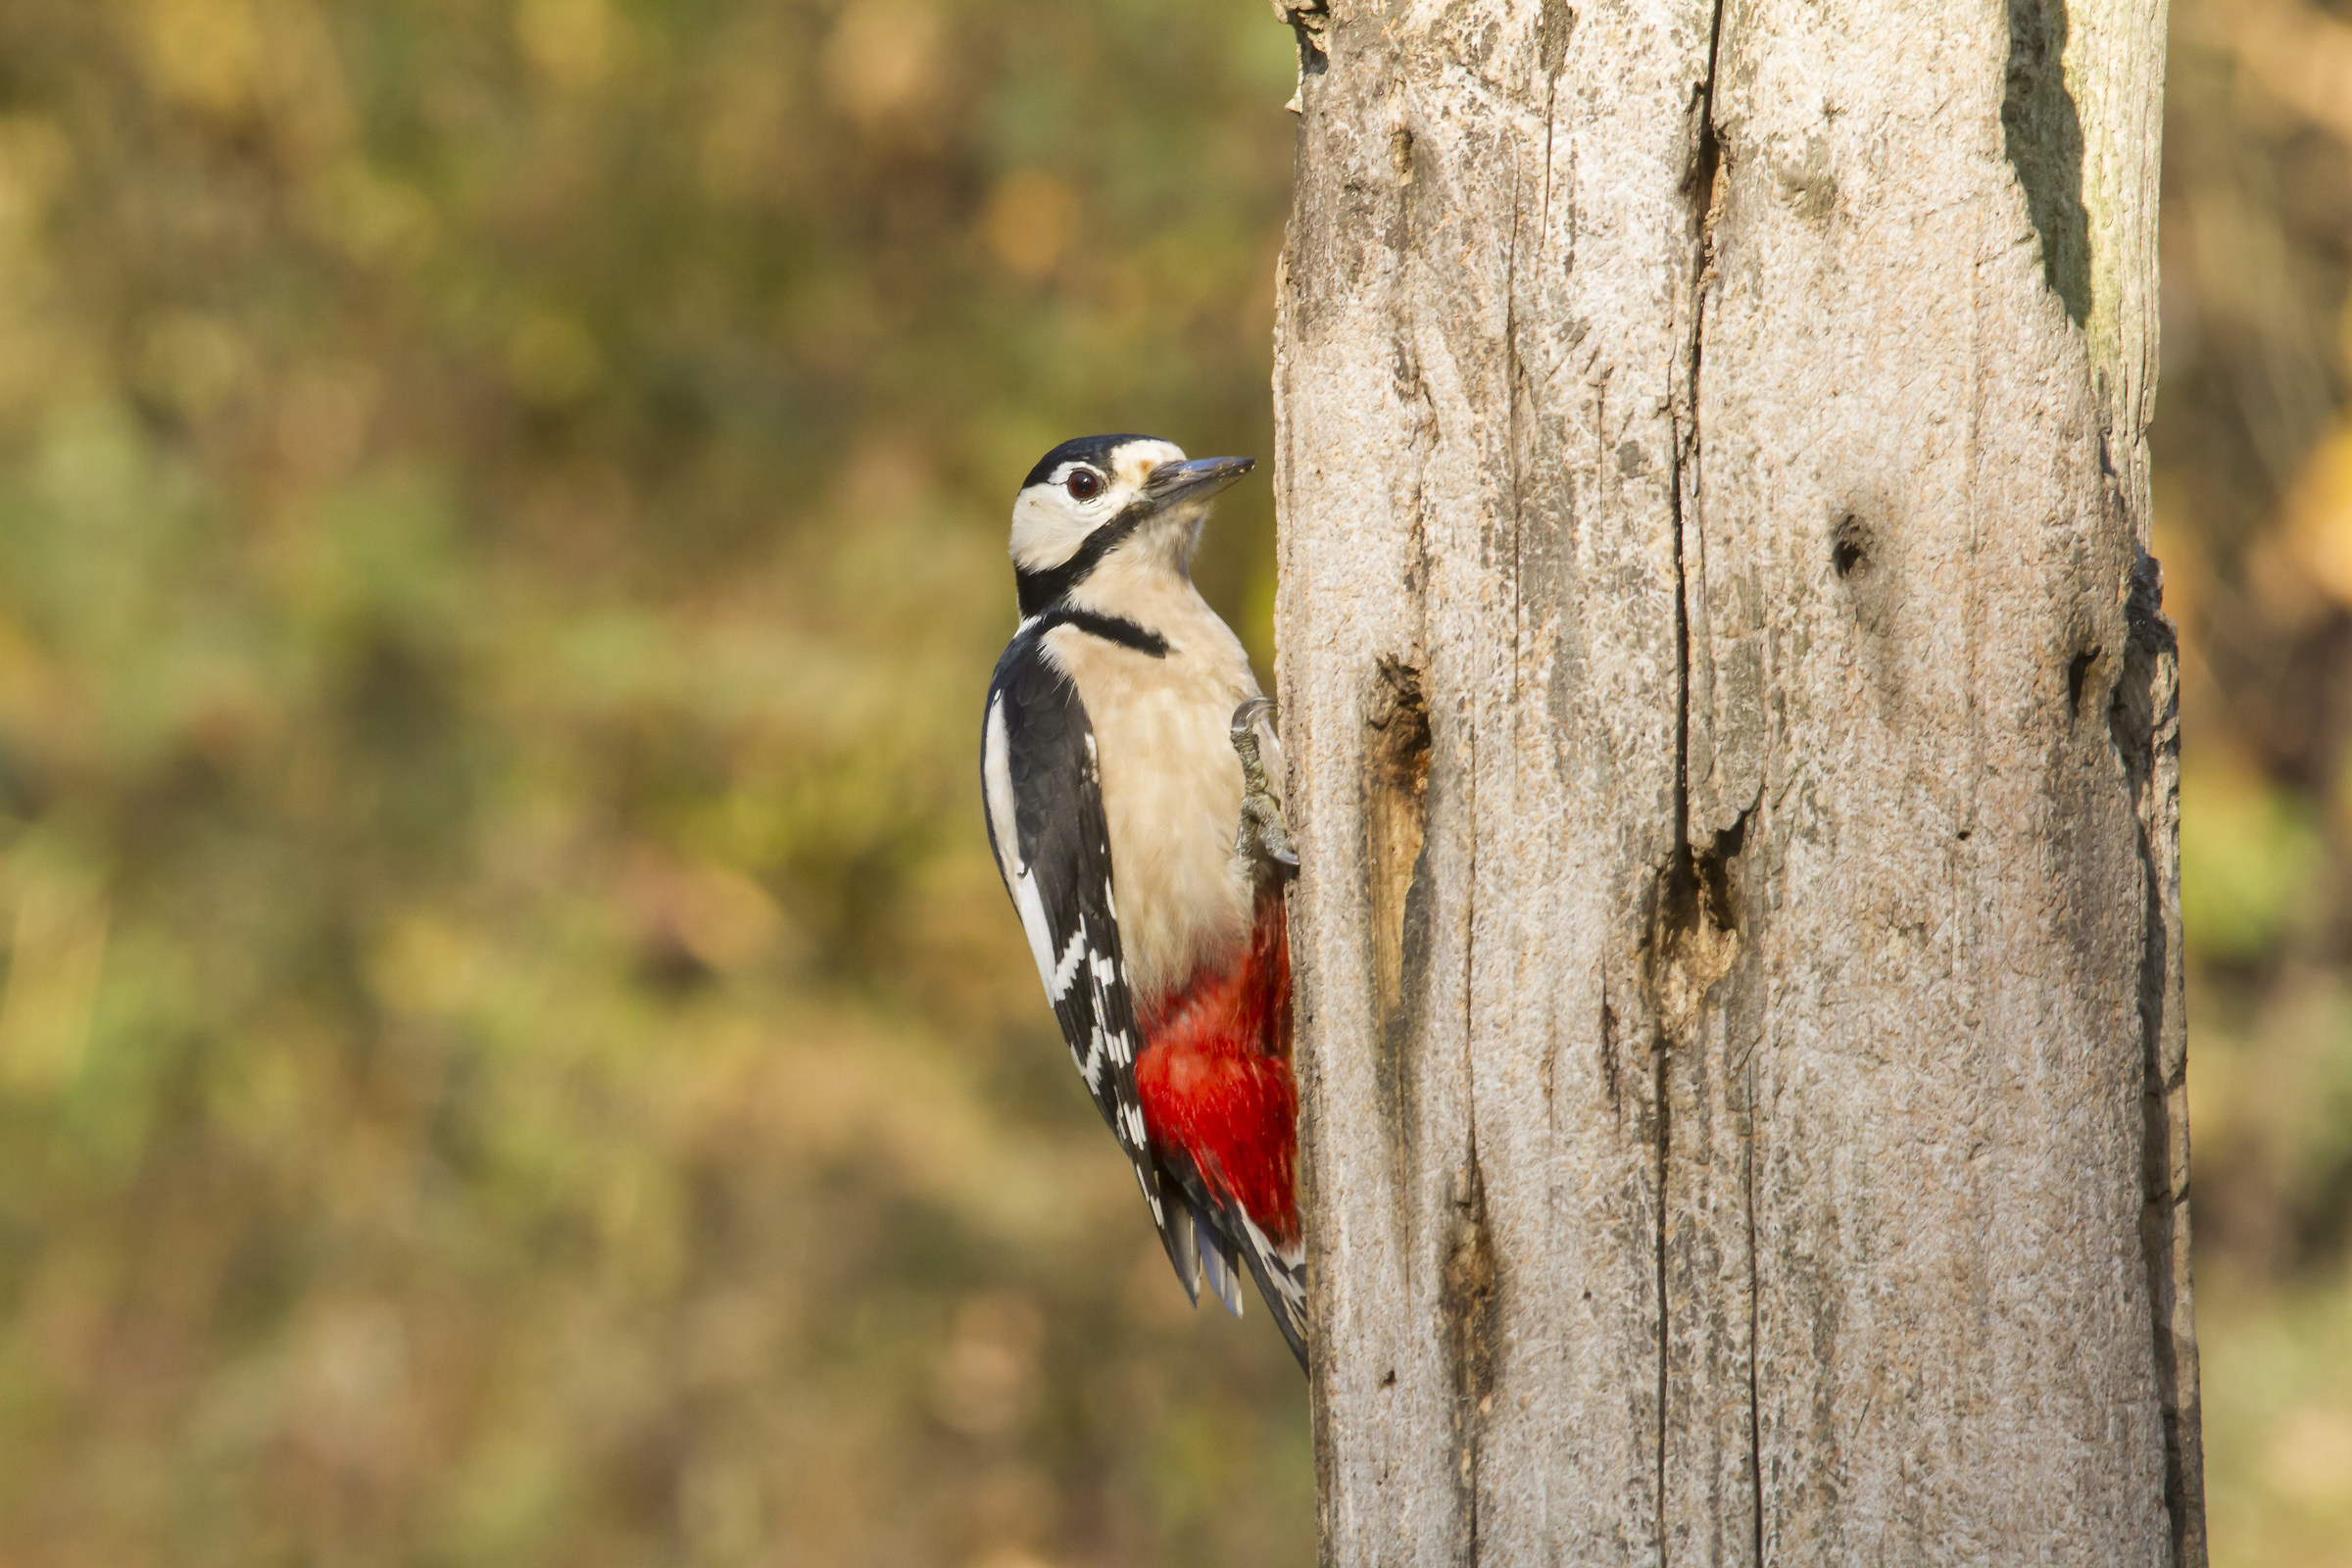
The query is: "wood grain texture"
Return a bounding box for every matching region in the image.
[1269,0,2200,1561]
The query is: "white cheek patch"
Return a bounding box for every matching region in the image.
[1008,486,1101,575]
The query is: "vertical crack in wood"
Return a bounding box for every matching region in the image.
[1665,0,1733,1558]
[1456,697,1482,1560]
[1662,377,1689,1568]
[1537,3,1568,233]
[2108,553,2205,1566]
[1366,659,1434,1217]
[1744,1053,1763,1568]
[1652,1002,1673,1566]
[1505,167,1526,688]
[1445,1142,1498,1564]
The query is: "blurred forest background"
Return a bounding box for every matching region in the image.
[0,1,2341,1564]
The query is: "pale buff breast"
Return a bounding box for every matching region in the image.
[1043,575,1262,1004]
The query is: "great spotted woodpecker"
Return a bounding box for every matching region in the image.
[980,434,1306,1369]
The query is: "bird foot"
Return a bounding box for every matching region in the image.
[1231,699,1299,885]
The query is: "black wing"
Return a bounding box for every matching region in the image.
[981,629,1193,1285]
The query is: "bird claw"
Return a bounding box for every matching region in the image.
[1231,700,1300,884]
[1230,697,1275,752]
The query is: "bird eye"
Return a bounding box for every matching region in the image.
[1065,469,1102,501]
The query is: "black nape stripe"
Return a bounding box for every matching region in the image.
[1034,607,1168,658]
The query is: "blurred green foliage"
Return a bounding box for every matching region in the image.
[0,2,1302,1564]
[0,0,2348,1564]
[2164,2,2352,1559]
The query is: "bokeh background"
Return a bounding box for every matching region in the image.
[0,1,2341,1564]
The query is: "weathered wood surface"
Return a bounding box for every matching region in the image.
[1268,0,2199,1561]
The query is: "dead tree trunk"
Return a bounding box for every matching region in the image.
[1269,0,2199,1562]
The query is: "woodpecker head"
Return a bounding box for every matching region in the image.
[1009,434,1254,617]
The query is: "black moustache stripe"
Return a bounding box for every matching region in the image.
[1014,499,1153,617]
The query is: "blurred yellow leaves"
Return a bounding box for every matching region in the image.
[139,312,253,418]
[126,0,265,119]
[2270,1403,2352,1506]
[2201,0,2352,148]
[2181,752,2323,963]
[984,172,1081,283]
[0,118,74,419]
[968,1547,1065,1568]
[699,35,803,207]
[0,836,109,1094]
[956,1476,1064,1568]
[121,0,349,161]
[369,915,484,1022]
[2284,422,2352,611]
[283,1298,417,1479]
[373,858,792,1026]
[506,310,604,407]
[0,116,69,232]
[823,0,944,132]
[0,615,59,755]
[2202,1270,2352,1564]
[276,362,381,484]
[306,164,440,269]
[517,0,635,94]
[619,854,793,978]
[932,1292,1045,1438]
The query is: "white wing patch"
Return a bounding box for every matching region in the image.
[1071,949,1123,1094]
[1051,926,1086,999]
[984,696,1061,992]
[982,696,1021,873]
[1009,871,1056,995]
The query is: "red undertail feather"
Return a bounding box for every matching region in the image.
[1133,887,1297,1244]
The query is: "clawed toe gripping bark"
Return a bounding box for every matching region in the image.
[1230,699,1298,885]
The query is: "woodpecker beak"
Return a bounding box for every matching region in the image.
[1142,455,1255,510]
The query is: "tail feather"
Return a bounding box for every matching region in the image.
[1193,1203,1246,1317]
[1162,1195,1201,1306]
[1159,1155,1307,1373]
